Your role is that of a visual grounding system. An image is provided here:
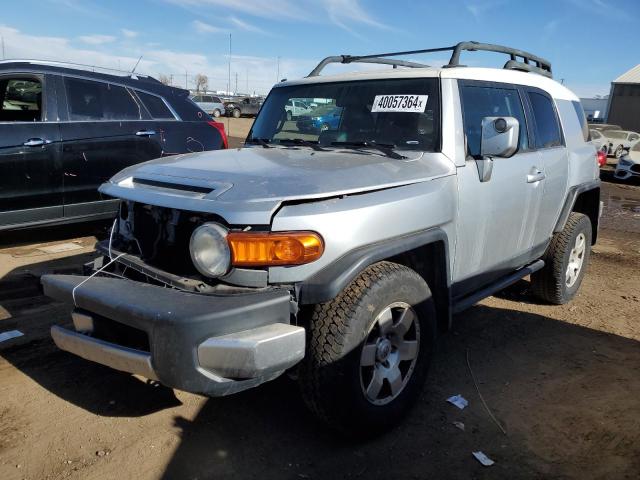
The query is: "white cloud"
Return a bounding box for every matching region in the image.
[228,16,269,35]
[465,0,508,20]
[78,34,116,45]
[0,24,313,94]
[324,0,389,31]
[166,0,306,20]
[192,20,226,34]
[121,28,138,38]
[167,0,388,35]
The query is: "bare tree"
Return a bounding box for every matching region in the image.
[158,74,171,85]
[195,74,208,92]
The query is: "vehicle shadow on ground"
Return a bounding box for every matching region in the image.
[157,304,640,480]
[0,249,182,417]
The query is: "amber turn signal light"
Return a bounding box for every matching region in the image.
[227,231,324,267]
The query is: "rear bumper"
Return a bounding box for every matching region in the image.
[42,274,305,396]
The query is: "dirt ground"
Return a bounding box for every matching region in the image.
[0,142,639,479]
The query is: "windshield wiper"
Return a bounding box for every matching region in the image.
[330,141,407,160]
[246,137,272,148]
[277,138,327,151]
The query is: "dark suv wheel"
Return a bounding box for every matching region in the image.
[298,261,436,436]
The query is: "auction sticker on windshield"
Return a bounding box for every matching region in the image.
[371,95,428,113]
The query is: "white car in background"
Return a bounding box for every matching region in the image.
[614,142,640,181]
[190,94,226,117]
[589,129,609,153]
[603,130,640,158]
[285,99,312,120]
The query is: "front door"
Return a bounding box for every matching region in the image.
[57,76,162,219]
[453,81,545,297]
[0,74,62,228]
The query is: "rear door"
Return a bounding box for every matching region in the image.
[137,89,225,154]
[57,76,162,218]
[523,88,569,248]
[0,73,63,227]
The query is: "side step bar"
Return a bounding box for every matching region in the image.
[452,260,545,314]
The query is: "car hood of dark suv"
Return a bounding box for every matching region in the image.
[101,146,455,225]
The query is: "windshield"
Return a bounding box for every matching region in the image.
[248,78,440,152]
[606,131,627,139]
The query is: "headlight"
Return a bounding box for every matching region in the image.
[190,223,231,277]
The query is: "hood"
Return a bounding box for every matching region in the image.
[101,146,455,225]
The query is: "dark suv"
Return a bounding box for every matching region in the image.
[0,61,227,231]
[225,97,263,118]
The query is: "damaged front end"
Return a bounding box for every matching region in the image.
[42,199,306,397]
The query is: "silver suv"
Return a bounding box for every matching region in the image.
[43,42,601,436]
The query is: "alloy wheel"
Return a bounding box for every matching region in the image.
[360,302,420,405]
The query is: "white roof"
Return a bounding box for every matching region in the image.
[614,64,640,84]
[278,66,578,101]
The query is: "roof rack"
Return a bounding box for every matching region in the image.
[307,41,552,78]
[0,59,161,83]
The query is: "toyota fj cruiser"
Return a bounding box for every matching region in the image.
[43,42,601,435]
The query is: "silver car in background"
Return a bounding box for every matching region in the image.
[614,142,640,180]
[589,129,609,154]
[190,94,225,117]
[604,130,640,158]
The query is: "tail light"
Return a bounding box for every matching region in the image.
[208,121,228,149]
[596,150,607,167]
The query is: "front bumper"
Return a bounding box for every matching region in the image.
[614,162,640,180]
[42,274,305,396]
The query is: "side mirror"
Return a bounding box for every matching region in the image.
[481,116,520,158]
[475,116,520,183]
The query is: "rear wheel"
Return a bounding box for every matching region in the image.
[232,108,241,118]
[212,109,221,118]
[531,212,592,304]
[298,262,436,436]
[286,110,292,120]
[614,144,625,158]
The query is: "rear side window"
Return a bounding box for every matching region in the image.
[136,91,175,120]
[0,77,42,122]
[528,92,562,148]
[212,96,221,103]
[571,100,589,142]
[460,84,528,157]
[65,77,143,121]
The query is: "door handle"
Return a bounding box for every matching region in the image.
[135,130,156,137]
[527,168,546,183]
[23,138,50,147]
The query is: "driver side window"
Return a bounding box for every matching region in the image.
[460,84,528,157]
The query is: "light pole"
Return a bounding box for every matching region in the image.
[228,33,232,95]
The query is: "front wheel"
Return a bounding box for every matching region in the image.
[298,262,436,436]
[614,144,625,158]
[531,212,592,304]
[212,109,221,118]
[286,110,292,120]
[232,108,241,118]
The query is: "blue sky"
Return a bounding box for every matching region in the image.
[1,0,638,96]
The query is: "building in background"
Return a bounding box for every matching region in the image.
[580,96,609,122]
[607,64,640,132]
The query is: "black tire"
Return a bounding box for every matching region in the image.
[212,109,221,118]
[286,110,292,120]
[531,212,592,304]
[614,144,624,158]
[232,108,241,118]
[298,261,436,436]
